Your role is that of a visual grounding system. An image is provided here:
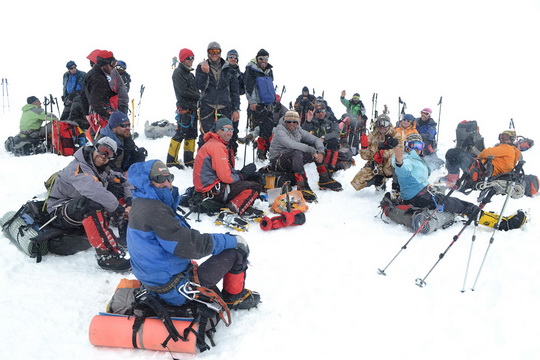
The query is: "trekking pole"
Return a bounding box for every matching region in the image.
[460,156,494,292]
[470,160,525,291]
[377,177,465,276]
[436,96,443,144]
[136,84,145,127]
[43,96,51,152]
[5,78,9,111]
[1,78,4,113]
[243,112,251,167]
[414,189,495,288]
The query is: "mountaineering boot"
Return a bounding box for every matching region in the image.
[295,173,317,203]
[478,210,528,231]
[316,165,343,191]
[183,138,196,168]
[256,149,267,161]
[166,138,185,170]
[95,248,131,272]
[222,272,261,310]
[242,206,265,221]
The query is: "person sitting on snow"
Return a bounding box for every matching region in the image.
[193,117,263,217]
[46,136,132,271]
[393,133,526,230]
[268,110,343,202]
[127,159,261,310]
[19,96,57,140]
[350,114,401,192]
[95,110,147,174]
[444,130,521,188]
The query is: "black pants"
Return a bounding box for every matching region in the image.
[51,196,105,229]
[198,103,234,150]
[173,108,198,142]
[406,187,475,214]
[197,249,248,287]
[271,149,314,174]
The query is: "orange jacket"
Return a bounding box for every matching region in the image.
[477,143,521,175]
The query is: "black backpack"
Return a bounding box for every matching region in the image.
[455,120,485,156]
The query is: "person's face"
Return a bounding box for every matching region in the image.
[208,48,221,62]
[352,95,360,104]
[401,119,411,128]
[285,118,299,131]
[378,124,389,134]
[92,148,112,167]
[68,66,77,74]
[113,122,132,138]
[227,54,238,66]
[33,100,42,108]
[217,124,234,142]
[257,56,269,69]
[315,108,326,119]
[183,55,195,68]
[420,111,430,120]
[152,178,173,190]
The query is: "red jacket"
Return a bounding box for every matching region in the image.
[193,132,241,193]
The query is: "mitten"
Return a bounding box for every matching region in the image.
[360,133,369,149]
[374,150,384,164]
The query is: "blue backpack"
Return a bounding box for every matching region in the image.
[256,76,276,105]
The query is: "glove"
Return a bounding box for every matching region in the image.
[378,135,398,150]
[234,235,250,257]
[374,150,384,164]
[113,204,126,217]
[240,163,256,179]
[360,133,369,149]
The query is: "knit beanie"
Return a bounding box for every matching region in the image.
[108,110,130,129]
[150,160,171,179]
[179,48,194,63]
[284,111,300,122]
[27,96,39,104]
[227,49,239,58]
[207,41,221,50]
[257,49,269,57]
[214,117,233,131]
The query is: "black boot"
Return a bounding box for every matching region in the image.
[317,166,343,191]
[222,289,261,310]
[95,248,131,272]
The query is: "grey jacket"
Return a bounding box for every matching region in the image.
[46,146,132,214]
[268,117,324,162]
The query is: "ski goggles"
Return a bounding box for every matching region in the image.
[406,140,424,151]
[498,133,514,142]
[95,144,115,160]
[421,111,430,116]
[353,96,360,100]
[151,173,175,183]
[208,49,221,55]
[378,119,391,128]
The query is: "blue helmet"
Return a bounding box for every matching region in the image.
[402,114,416,122]
[116,60,127,69]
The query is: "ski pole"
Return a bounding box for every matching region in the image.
[415,189,496,288]
[460,156,494,292]
[470,160,525,291]
[436,96,442,144]
[280,85,286,98]
[377,177,465,276]
[5,78,9,111]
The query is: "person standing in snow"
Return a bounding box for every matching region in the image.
[340,90,367,155]
[244,49,276,161]
[115,60,131,93]
[196,41,241,152]
[61,61,86,121]
[127,159,261,310]
[167,48,200,170]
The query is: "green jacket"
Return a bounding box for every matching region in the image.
[19,104,56,131]
[340,97,366,119]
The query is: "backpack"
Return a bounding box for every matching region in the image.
[379,192,455,234]
[51,120,86,156]
[144,119,177,139]
[179,186,226,216]
[255,76,276,105]
[4,135,47,156]
[455,120,485,155]
[0,199,90,262]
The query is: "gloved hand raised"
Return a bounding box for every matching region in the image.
[234,235,250,257]
[240,163,256,180]
[378,135,398,150]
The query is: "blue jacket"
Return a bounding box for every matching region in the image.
[392,151,430,200]
[127,160,237,305]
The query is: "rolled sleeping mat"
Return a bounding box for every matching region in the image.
[412,209,456,234]
[0,211,48,257]
[89,313,199,353]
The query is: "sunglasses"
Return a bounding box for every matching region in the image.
[285,120,299,124]
[185,56,194,61]
[406,140,424,151]
[208,49,221,55]
[69,66,77,70]
[228,55,237,60]
[258,56,269,61]
[315,109,326,114]
[95,144,115,160]
[152,173,175,183]
[220,127,234,132]
[118,123,131,128]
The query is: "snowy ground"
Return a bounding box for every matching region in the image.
[0,108,539,360]
[1,1,539,359]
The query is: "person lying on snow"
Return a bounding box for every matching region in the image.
[127,159,261,310]
[393,133,526,231]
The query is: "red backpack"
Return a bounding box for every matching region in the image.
[51,120,85,156]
